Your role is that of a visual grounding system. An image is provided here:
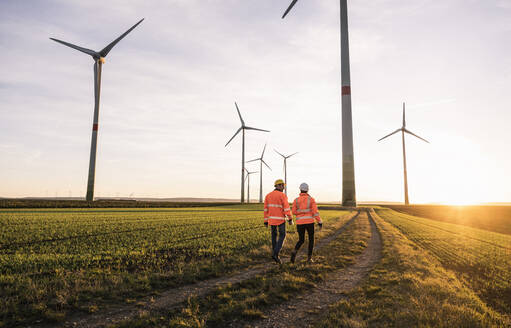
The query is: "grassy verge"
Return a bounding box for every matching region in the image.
[376,207,511,315]
[317,209,510,327]
[113,212,371,327]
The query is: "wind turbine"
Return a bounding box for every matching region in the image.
[378,102,429,205]
[282,0,356,207]
[274,149,298,197]
[50,19,144,202]
[225,102,270,203]
[247,144,272,203]
[244,168,259,204]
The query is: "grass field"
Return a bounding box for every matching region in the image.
[319,209,510,327]
[0,204,348,327]
[376,207,511,315]
[3,204,511,327]
[385,204,511,235]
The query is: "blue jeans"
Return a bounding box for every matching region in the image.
[271,223,286,257]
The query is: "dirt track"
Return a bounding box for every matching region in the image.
[239,210,382,328]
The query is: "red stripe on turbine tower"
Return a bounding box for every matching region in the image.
[342,86,351,95]
[93,123,98,131]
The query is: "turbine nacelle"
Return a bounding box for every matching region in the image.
[247,144,272,170]
[225,102,269,147]
[275,149,299,160]
[378,103,429,143]
[50,18,144,62]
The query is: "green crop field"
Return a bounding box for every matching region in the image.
[376,207,511,314]
[385,204,511,235]
[0,205,349,327]
[3,205,510,327]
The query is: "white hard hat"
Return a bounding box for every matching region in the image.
[299,183,309,192]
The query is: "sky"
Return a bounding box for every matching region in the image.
[1,0,510,204]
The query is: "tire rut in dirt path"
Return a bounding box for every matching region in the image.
[50,211,361,328]
[239,209,382,328]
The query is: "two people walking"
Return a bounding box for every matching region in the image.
[264,179,322,264]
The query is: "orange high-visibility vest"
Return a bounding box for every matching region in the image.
[292,193,322,225]
[264,189,291,225]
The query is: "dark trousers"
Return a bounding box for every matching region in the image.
[294,223,315,256]
[271,223,286,257]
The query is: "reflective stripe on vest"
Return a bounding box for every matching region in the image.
[268,204,283,208]
[268,216,285,219]
[296,216,314,220]
[295,196,311,213]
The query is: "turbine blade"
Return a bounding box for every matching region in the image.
[49,38,98,57]
[244,126,270,133]
[404,129,430,143]
[246,158,261,163]
[225,127,242,147]
[282,0,299,19]
[274,149,285,158]
[377,128,401,142]
[287,152,299,158]
[261,143,267,158]
[99,18,144,57]
[262,159,272,171]
[402,102,406,128]
[235,102,245,126]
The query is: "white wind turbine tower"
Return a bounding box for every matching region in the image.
[378,102,430,205]
[244,168,258,204]
[247,144,272,203]
[282,0,357,207]
[274,149,298,197]
[50,19,144,201]
[225,102,269,203]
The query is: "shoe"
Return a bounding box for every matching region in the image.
[272,255,282,264]
[290,250,297,264]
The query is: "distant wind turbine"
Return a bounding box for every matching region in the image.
[50,19,144,202]
[247,144,272,203]
[378,102,429,205]
[244,168,258,204]
[274,149,298,197]
[282,0,356,207]
[225,102,270,203]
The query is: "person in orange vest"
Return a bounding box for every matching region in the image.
[264,179,293,264]
[290,182,322,263]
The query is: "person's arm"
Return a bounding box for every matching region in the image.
[292,198,298,216]
[282,194,293,221]
[264,195,269,226]
[312,197,322,225]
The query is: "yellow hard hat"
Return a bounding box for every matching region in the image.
[274,179,285,186]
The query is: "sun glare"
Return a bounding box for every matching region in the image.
[440,194,481,206]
